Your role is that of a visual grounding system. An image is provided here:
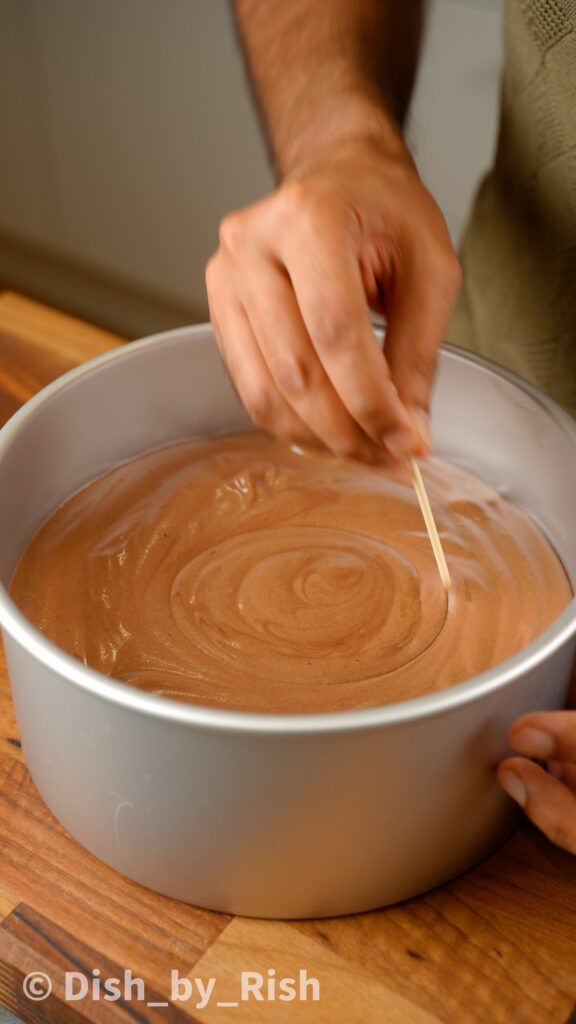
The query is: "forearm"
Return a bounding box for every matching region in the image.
[233,0,425,177]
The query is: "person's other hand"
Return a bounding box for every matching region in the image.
[498,710,576,854]
[206,140,461,462]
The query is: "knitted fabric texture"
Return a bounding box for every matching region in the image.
[448,0,576,416]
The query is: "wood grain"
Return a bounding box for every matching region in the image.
[0,291,123,362]
[0,290,122,425]
[294,828,576,1023]
[186,917,440,1024]
[0,755,229,990]
[0,291,575,1024]
[0,904,198,1023]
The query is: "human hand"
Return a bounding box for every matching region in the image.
[206,139,461,462]
[498,711,576,854]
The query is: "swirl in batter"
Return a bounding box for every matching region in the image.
[10,432,572,713]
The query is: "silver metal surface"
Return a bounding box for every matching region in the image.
[0,327,575,918]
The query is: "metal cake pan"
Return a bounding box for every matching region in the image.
[0,326,575,918]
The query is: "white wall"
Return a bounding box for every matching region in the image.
[0,0,504,335]
[413,0,504,243]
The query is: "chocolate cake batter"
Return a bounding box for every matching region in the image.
[10,433,572,713]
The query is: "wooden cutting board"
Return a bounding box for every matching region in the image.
[0,290,575,1024]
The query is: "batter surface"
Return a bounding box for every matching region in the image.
[10,432,572,713]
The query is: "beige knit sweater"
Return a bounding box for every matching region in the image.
[448,0,576,417]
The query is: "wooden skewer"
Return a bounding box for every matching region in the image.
[408,456,451,591]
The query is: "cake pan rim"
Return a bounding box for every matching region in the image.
[0,328,575,735]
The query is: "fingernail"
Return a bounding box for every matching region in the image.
[511,727,556,759]
[381,428,416,459]
[499,770,527,808]
[411,408,432,452]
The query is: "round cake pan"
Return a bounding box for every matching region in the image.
[0,326,575,918]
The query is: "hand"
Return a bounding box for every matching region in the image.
[498,711,576,854]
[206,139,461,462]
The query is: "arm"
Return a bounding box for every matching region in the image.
[206,0,461,461]
[234,0,424,178]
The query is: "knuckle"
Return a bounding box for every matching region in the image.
[242,384,274,428]
[219,212,246,258]
[308,304,356,355]
[270,357,310,398]
[281,180,349,233]
[281,180,319,218]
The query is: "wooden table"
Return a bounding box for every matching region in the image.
[0,291,575,1024]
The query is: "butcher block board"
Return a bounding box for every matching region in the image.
[0,291,575,1024]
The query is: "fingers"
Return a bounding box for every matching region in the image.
[509,711,576,762]
[277,197,423,456]
[498,709,576,855]
[210,195,404,461]
[498,756,576,855]
[206,256,318,449]
[237,256,382,462]
[206,158,460,461]
[383,233,462,417]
